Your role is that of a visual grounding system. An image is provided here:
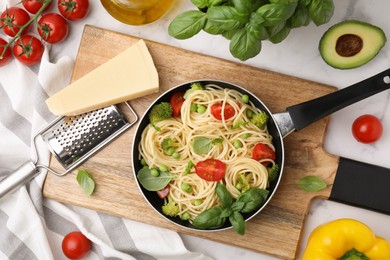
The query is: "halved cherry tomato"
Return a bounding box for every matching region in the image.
[195,158,226,182]
[38,13,69,44]
[13,35,44,66]
[22,0,52,14]
[58,0,89,21]
[211,102,236,120]
[170,92,185,117]
[252,143,276,165]
[352,114,383,143]
[157,185,170,199]
[62,231,91,259]
[0,38,12,67]
[0,7,31,37]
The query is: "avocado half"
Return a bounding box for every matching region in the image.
[319,20,387,69]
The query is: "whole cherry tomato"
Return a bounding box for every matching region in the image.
[211,102,236,120]
[0,7,31,37]
[170,92,185,117]
[0,38,12,67]
[58,0,89,21]
[38,13,69,44]
[62,231,91,259]
[22,0,52,14]
[195,158,226,182]
[13,35,44,66]
[352,114,383,143]
[252,143,276,165]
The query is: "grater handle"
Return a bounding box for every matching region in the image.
[0,161,39,198]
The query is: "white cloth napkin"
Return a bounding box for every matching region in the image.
[0,41,212,260]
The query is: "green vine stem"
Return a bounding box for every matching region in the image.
[0,0,53,59]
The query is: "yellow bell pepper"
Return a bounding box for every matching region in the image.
[302,218,390,260]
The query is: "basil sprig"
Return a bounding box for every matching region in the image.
[192,183,269,234]
[169,0,334,61]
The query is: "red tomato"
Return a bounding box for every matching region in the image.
[157,185,170,199]
[195,158,226,182]
[252,143,276,164]
[352,114,383,143]
[62,231,91,259]
[211,102,236,120]
[0,7,31,37]
[58,0,89,21]
[13,35,44,66]
[38,13,69,44]
[0,38,12,67]
[22,0,52,14]
[170,92,185,117]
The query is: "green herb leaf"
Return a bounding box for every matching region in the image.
[229,211,245,235]
[298,176,327,192]
[220,207,233,218]
[168,10,207,39]
[137,167,172,191]
[309,0,334,26]
[246,12,269,40]
[192,137,212,155]
[216,183,233,208]
[231,201,245,212]
[256,3,297,27]
[204,20,226,35]
[230,28,262,61]
[207,6,246,31]
[183,161,194,175]
[288,4,311,28]
[208,0,226,7]
[191,0,208,8]
[237,188,269,213]
[192,206,226,229]
[269,24,291,43]
[76,169,95,196]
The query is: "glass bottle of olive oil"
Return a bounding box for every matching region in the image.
[100,0,175,26]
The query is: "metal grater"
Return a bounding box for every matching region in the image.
[0,102,138,197]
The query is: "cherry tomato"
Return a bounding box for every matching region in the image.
[38,13,69,44]
[58,0,89,21]
[195,158,226,182]
[62,231,91,259]
[352,114,383,143]
[22,0,52,14]
[252,143,276,165]
[211,102,236,120]
[0,38,12,67]
[0,7,31,37]
[13,35,44,66]
[157,185,170,199]
[170,92,185,117]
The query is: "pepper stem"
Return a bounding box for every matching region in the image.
[338,248,369,260]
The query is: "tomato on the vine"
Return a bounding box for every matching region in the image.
[22,0,52,14]
[195,158,226,181]
[38,13,69,44]
[62,231,91,259]
[0,38,12,67]
[352,114,383,143]
[13,35,44,66]
[58,0,89,21]
[0,7,31,37]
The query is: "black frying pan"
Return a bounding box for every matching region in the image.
[131,68,390,232]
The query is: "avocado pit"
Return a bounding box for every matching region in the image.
[336,34,363,57]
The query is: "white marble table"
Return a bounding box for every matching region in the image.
[51,0,390,259]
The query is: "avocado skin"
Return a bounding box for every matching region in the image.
[319,20,387,69]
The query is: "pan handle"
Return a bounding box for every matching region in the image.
[0,161,39,198]
[286,68,390,131]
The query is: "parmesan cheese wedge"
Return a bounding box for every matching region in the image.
[46,39,159,116]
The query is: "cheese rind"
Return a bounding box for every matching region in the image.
[46,40,159,116]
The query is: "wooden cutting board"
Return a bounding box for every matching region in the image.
[43,25,339,260]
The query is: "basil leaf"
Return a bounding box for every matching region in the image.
[256,3,297,27]
[191,0,208,8]
[269,0,298,4]
[192,137,212,155]
[237,188,269,213]
[192,206,226,229]
[204,20,226,35]
[298,176,327,192]
[216,183,233,208]
[222,28,241,40]
[137,167,172,191]
[220,207,233,218]
[309,0,334,26]
[229,211,245,235]
[288,4,311,28]
[230,28,262,61]
[269,24,290,43]
[168,10,207,39]
[207,6,246,31]
[76,169,95,196]
[246,13,268,40]
[232,0,254,15]
[266,20,286,37]
[231,201,245,212]
[208,0,226,6]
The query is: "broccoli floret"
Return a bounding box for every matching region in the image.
[162,195,179,217]
[184,82,205,98]
[267,164,279,183]
[236,173,251,193]
[250,111,269,128]
[149,102,172,123]
[161,138,180,151]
